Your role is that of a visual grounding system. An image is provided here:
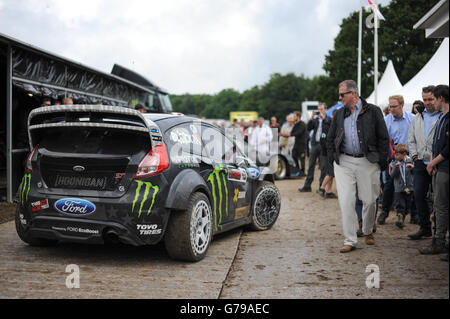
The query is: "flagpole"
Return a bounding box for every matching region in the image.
[358,1,362,96]
[374,0,378,105]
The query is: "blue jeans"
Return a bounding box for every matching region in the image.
[413,160,432,230]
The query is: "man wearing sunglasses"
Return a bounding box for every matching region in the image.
[327,80,389,253]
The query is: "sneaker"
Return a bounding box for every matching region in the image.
[299,186,312,192]
[408,228,432,240]
[395,213,405,229]
[296,171,306,178]
[316,188,325,197]
[325,192,338,199]
[377,210,389,225]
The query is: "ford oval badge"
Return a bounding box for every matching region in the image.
[246,167,260,180]
[73,165,85,172]
[54,198,96,216]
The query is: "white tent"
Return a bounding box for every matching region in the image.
[380,38,449,111]
[366,60,403,106]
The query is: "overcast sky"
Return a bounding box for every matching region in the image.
[0,0,390,94]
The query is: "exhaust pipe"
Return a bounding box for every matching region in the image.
[104,228,120,244]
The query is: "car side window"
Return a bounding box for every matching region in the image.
[165,122,202,164]
[201,125,236,164]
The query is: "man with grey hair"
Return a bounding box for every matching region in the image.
[326,80,389,253]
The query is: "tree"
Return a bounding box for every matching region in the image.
[239,85,262,111]
[202,88,241,119]
[171,0,442,117]
[169,94,212,116]
[317,0,442,106]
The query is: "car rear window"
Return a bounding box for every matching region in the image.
[37,127,151,155]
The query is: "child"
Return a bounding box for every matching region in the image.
[389,144,414,229]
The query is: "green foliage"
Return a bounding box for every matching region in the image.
[319,0,442,106]
[171,0,443,118]
[168,94,212,116]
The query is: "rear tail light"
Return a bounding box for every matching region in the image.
[134,144,169,178]
[26,144,39,172]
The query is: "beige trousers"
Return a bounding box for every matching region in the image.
[334,154,380,246]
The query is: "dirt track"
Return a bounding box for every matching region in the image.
[221,178,449,298]
[0,169,448,299]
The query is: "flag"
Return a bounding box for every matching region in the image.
[362,0,385,20]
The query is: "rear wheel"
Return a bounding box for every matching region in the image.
[275,156,287,180]
[164,192,213,262]
[249,181,281,231]
[15,205,57,246]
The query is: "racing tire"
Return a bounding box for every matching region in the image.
[15,205,57,246]
[275,156,287,180]
[249,181,281,231]
[164,192,213,262]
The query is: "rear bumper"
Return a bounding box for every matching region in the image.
[17,175,170,246]
[29,215,146,246]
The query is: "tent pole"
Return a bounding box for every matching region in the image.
[374,0,378,106]
[358,1,362,96]
[6,44,13,203]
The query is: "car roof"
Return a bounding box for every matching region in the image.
[142,113,213,131]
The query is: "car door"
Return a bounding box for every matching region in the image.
[201,124,252,228]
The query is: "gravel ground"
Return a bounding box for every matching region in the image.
[0,167,448,299]
[0,202,15,224]
[220,176,449,299]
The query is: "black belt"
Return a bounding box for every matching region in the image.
[343,152,364,158]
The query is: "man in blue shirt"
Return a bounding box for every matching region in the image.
[384,96,415,147]
[377,95,415,225]
[420,85,449,259]
[407,86,441,240]
[326,80,389,253]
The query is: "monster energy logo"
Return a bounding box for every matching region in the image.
[132,181,159,218]
[207,165,229,230]
[20,173,32,206]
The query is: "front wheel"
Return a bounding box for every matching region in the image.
[164,192,213,262]
[249,181,281,231]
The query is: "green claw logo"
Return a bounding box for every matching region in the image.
[20,173,31,206]
[207,165,229,230]
[132,181,159,218]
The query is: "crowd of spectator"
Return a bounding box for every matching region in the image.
[217,82,448,261]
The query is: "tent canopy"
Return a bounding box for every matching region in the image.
[366,60,403,107]
[378,38,449,111]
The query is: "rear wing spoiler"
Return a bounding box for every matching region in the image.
[27,105,163,150]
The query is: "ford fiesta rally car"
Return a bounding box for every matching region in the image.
[15,105,281,261]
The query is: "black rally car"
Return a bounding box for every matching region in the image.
[15,105,281,261]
